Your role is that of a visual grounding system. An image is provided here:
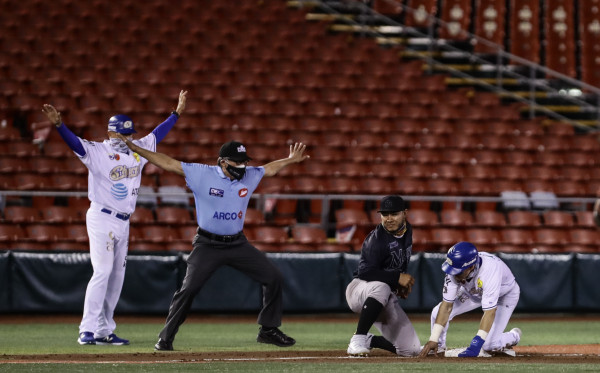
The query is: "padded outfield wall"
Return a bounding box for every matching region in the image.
[0,251,598,313]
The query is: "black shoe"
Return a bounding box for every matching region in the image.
[256,327,296,347]
[154,338,173,351]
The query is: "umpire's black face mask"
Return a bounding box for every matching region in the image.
[222,159,247,180]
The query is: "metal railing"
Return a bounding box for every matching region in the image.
[291,0,600,130]
[1,190,595,232]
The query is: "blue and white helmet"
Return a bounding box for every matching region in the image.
[107,114,136,134]
[441,242,479,275]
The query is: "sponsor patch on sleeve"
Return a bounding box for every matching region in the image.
[209,188,224,197]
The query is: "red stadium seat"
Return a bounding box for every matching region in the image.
[178,225,199,243]
[14,173,49,190]
[130,242,165,252]
[509,0,541,65]
[139,225,180,243]
[507,211,542,227]
[438,0,472,41]
[253,226,289,244]
[412,227,433,252]
[440,210,474,227]
[51,174,88,191]
[574,211,596,228]
[407,209,439,227]
[544,0,576,78]
[0,224,26,242]
[319,243,354,253]
[291,225,328,244]
[500,228,535,246]
[51,242,89,252]
[474,211,507,227]
[2,206,41,223]
[281,243,315,253]
[542,211,575,227]
[534,228,569,247]
[464,228,502,248]
[244,208,266,227]
[570,228,600,246]
[25,224,66,242]
[42,206,82,223]
[335,209,369,229]
[64,224,89,243]
[155,206,193,225]
[473,0,507,54]
[430,228,466,251]
[130,207,155,224]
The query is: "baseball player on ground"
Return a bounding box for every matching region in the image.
[41,90,187,346]
[115,135,309,351]
[345,195,421,357]
[419,242,522,358]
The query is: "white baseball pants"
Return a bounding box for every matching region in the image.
[79,207,129,338]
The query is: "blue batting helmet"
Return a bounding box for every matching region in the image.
[441,242,479,275]
[107,114,136,134]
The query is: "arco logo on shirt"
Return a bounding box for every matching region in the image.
[239,188,248,197]
[212,211,243,220]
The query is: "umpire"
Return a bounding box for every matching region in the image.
[117,135,309,350]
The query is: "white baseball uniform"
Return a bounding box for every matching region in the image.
[77,135,155,338]
[430,252,521,351]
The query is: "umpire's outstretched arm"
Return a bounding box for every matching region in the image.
[117,134,184,176]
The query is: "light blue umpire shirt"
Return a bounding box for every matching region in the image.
[182,163,265,235]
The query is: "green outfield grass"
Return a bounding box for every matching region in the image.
[0,315,598,372]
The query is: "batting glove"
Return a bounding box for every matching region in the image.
[458,335,485,357]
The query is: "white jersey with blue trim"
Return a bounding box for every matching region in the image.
[442,252,518,311]
[76,134,156,214]
[182,163,265,235]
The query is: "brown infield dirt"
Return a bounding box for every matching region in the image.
[1,314,599,364]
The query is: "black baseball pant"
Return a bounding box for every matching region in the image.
[158,232,284,343]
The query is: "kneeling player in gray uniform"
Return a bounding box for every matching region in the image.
[345,195,421,356]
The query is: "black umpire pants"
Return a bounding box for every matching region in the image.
[158,232,284,343]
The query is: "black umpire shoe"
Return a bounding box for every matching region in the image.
[256,327,296,347]
[154,338,173,351]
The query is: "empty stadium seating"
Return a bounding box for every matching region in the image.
[1,0,599,255]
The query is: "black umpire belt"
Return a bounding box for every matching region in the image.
[196,227,242,242]
[101,208,130,221]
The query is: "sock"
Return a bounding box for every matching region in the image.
[356,297,384,335]
[370,335,396,354]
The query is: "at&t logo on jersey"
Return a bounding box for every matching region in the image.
[111,183,128,200]
[213,211,243,220]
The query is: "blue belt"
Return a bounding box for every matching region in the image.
[101,208,130,221]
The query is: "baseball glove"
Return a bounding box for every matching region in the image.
[396,284,412,299]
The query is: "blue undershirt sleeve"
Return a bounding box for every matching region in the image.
[55,123,85,156]
[151,113,178,144]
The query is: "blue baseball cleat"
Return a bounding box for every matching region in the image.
[77,331,96,345]
[94,333,130,346]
